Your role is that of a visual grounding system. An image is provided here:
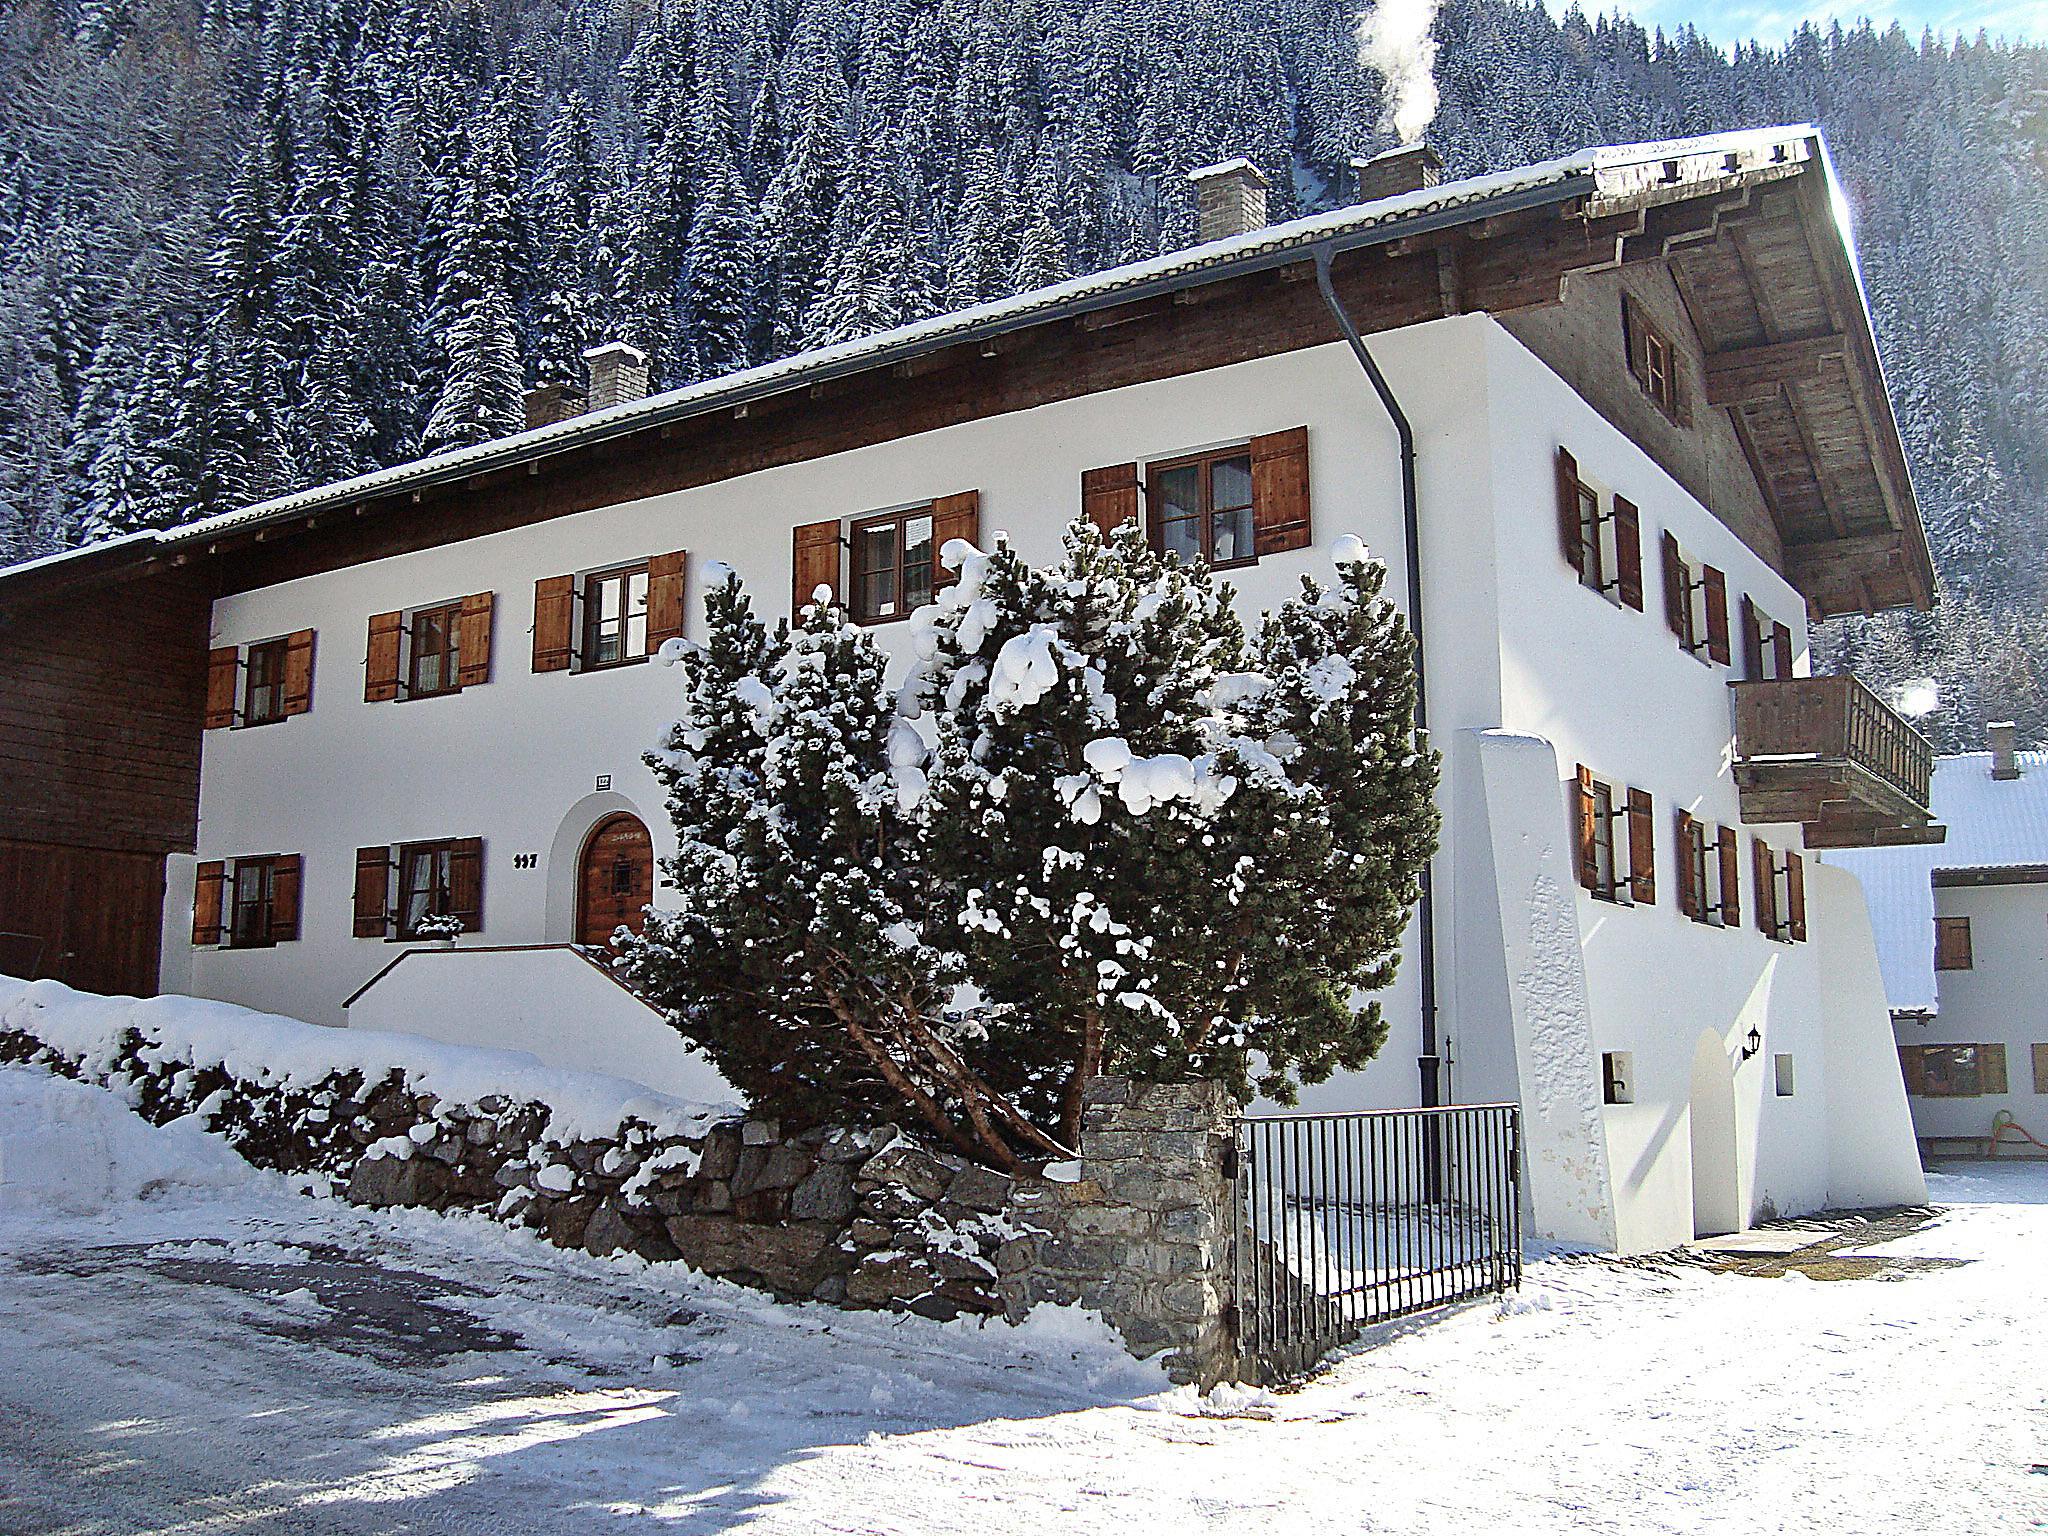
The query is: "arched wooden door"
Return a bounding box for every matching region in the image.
[576,813,654,948]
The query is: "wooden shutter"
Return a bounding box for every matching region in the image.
[281,629,315,715]
[1702,566,1731,665]
[1772,622,1794,679]
[532,575,576,672]
[1662,532,1688,642]
[204,647,240,729]
[1556,448,1584,575]
[647,551,689,649]
[1717,826,1741,928]
[1082,463,1140,539]
[268,853,302,942]
[365,612,403,702]
[192,860,226,945]
[448,837,484,932]
[455,592,495,688]
[1981,1043,2008,1095]
[793,519,842,614]
[931,492,981,592]
[1741,595,1764,680]
[1674,810,1698,918]
[1573,766,1598,891]
[1899,1044,1926,1096]
[353,846,393,938]
[1785,849,1806,941]
[1621,294,1649,383]
[1612,497,1644,611]
[1754,838,1778,938]
[1626,787,1655,904]
[1250,427,1311,556]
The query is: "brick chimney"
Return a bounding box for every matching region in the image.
[1187,159,1269,243]
[583,342,651,413]
[1353,143,1444,204]
[1989,720,2021,780]
[522,381,589,430]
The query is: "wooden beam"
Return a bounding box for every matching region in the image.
[1702,332,1845,404]
[1783,530,1911,584]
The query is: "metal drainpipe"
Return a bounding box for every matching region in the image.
[1312,245,1442,1112]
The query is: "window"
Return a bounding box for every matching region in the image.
[1900,1043,2008,1097]
[2033,1042,2048,1095]
[1934,915,1973,971]
[1573,768,1654,906]
[850,506,937,623]
[1554,449,1643,610]
[1752,840,1807,943]
[1660,533,1729,665]
[1677,812,1739,928]
[407,602,464,698]
[1624,296,1682,421]
[396,839,484,940]
[1774,1053,1796,1097]
[581,564,651,668]
[242,638,290,726]
[192,854,301,949]
[1147,447,1255,569]
[1741,597,1796,682]
[1602,1052,1634,1105]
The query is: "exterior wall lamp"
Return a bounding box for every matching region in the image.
[1738,1026,1763,1063]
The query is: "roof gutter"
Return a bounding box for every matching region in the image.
[1312,244,1442,1114]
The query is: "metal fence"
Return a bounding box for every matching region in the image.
[1231,1102,1523,1382]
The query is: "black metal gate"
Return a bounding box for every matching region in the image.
[1231,1103,1523,1382]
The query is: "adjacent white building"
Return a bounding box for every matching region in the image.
[0,127,1940,1251]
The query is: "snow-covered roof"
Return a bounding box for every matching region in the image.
[1827,750,2048,1013]
[0,124,1827,595]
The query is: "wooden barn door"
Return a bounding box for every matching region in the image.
[576,814,653,948]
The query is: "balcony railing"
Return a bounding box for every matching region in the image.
[1730,674,1943,848]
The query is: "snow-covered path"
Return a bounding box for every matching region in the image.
[1,1066,2043,1535]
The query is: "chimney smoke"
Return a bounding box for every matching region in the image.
[1357,0,1442,146]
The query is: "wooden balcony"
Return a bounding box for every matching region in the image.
[1729,675,1945,849]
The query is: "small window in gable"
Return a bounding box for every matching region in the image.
[1624,295,1683,422]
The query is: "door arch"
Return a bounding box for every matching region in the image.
[576,812,654,949]
[1689,1029,1742,1238]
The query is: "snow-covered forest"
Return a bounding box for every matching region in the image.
[0,0,2043,747]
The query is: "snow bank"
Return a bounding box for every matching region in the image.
[0,976,730,1146]
[0,1064,252,1214]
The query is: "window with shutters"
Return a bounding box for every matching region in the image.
[229,857,278,948]
[1623,296,1682,422]
[394,838,483,940]
[581,563,651,669]
[1934,915,1973,970]
[1899,1042,2007,1097]
[1753,841,1806,943]
[1741,597,1796,682]
[1662,534,1730,665]
[1146,447,1256,569]
[1573,769,1654,906]
[849,505,937,623]
[242,638,290,726]
[194,854,301,949]
[407,602,464,698]
[1676,813,1739,928]
[1554,450,1642,610]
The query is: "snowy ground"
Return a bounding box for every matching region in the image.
[1,1064,2044,1535]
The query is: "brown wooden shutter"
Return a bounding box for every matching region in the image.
[1675,810,1698,918]
[353,846,393,937]
[1612,497,1644,611]
[1662,532,1688,642]
[1250,427,1311,556]
[365,612,403,702]
[1626,787,1655,904]
[455,592,495,688]
[1702,566,1731,665]
[1622,294,1649,383]
[532,575,575,672]
[448,837,484,932]
[1556,448,1584,575]
[1753,838,1778,937]
[205,647,240,729]
[1786,849,1806,941]
[268,853,302,942]
[931,492,981,592]
[281,629,315,715]
[1899,1044,1926,1096]
[1981,1042,2008,1095]
[1717,826,1740,928]
[1741,595,1764,680]
[192,860,226,945]
[647,551,688,649]
[1082,463,1140,539]
[1573,766,1599,891]
[1772,622,1794,679]
[793,519,842,614]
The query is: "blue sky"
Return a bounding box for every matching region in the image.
[1551,0,2047,45]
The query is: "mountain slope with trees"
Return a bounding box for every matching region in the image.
[1,0,2043,747]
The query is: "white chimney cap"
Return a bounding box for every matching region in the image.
[582,341,649,364]
[1186,157,1265,186]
